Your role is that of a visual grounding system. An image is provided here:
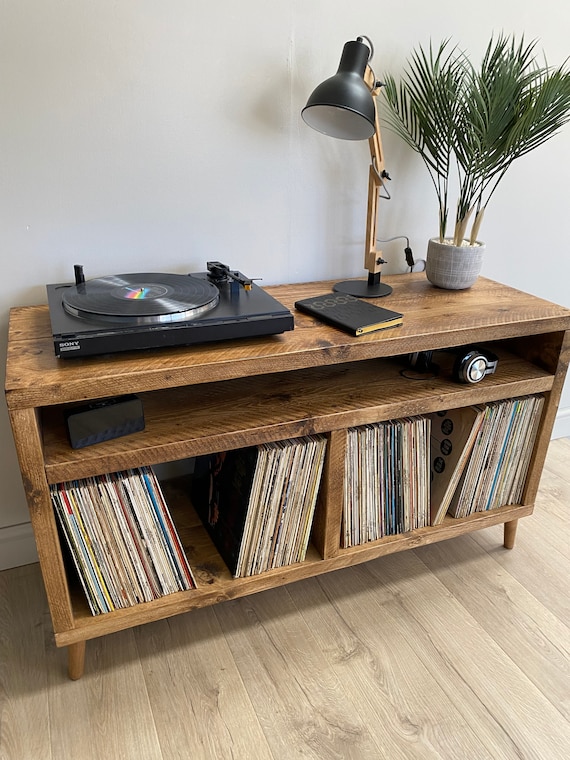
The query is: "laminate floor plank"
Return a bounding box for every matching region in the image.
[45,628,163,760]
[133,606,273,760]
[415,534,570,720]
[363,550,570,760]
[0,564,52,760]
[287,572,496,759]
[471,518,570,626]
[542,436,570,475]
[214,587,385,760]
[532,471,570,556]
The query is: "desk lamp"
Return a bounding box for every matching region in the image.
[302,36,393,297]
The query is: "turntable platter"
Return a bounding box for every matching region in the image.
[61,273,220,325]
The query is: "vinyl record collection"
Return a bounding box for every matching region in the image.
[51,395,544,614]
[342,416,431,548]
[192,435,327,578]
[342,394,544,548]
[51,467,196,615]
[447,395,544,518]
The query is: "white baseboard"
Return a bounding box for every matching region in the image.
[1,406,569,572]
[0,522,38,571]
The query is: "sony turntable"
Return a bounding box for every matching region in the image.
[47,261,294,358]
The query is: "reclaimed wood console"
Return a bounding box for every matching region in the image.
[5,274,570,679]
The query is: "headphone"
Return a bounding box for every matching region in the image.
[406,347,499,384]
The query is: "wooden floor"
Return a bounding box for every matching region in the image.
[1,440,570,760]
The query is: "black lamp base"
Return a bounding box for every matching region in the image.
[333,279,393,298]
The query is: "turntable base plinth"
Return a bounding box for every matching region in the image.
[47,268,294,358]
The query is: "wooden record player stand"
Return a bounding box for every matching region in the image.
[4,274,570,679]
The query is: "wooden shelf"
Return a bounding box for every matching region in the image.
[5,274,570,678]
[41,348,553,484]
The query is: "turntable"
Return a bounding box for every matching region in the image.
[47,261,294,358]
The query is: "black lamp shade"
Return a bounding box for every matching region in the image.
[301,39,376,140]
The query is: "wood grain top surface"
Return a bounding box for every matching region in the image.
[5,274,570,408]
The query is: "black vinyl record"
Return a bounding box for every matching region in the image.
[61,273,220,325]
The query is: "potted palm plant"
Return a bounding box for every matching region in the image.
[381,35,570,288]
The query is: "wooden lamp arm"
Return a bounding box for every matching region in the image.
[364,69,389,281]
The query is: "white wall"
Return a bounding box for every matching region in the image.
[1,0,569,568]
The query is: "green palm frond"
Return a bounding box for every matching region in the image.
[381,34,570,245]
[383,40,466,241]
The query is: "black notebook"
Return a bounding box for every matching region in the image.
[294,293,403,336]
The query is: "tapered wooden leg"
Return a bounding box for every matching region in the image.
[68,641,86,680]
[503,519,518,550]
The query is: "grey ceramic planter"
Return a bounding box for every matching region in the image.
[425,239,485,290]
